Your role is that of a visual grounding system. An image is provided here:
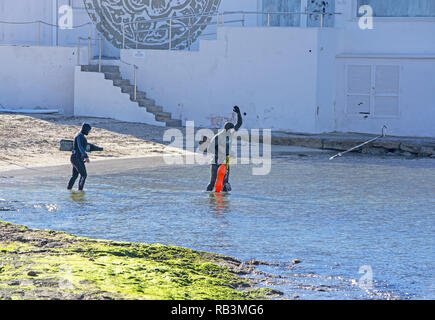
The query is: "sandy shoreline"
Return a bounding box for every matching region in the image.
[0,113,331,176]
[0,114,184,173]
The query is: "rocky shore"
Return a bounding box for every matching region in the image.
[0,221,281,300]
[271,131,435,158]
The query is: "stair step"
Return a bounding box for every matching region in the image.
[155,112,172,121]
[81,65,120,73]
[121,85,135,93]
[104,72,122,80]
[101,65,120,73]
[166,119,182,127]
[137,99,155,107]
[113,79,130,86]
[81,65,99,72]
[130,91,147,100]
[146,105,163,113]
[84,64,174,126]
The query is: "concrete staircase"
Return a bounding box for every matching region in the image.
[81,65,181,127]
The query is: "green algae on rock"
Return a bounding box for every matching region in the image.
[0,221,281,300]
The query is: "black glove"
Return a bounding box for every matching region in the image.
[233,106,240,114]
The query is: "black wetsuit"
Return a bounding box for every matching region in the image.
[207,136,230,192]
[206,110,243,192]
[67,124,91,191]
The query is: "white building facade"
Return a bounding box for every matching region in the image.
[1,0,434,137]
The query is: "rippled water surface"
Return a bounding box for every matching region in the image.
[1,155,434,299]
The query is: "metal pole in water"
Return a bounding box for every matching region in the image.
[329,126,388,160]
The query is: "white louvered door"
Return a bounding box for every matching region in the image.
[346,65,372,116]
[374,65,400,117]
[346,64,400,118]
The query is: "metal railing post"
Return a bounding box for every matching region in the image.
[77,38,81,66]
[188,17,191,51]
[98,38,102,72]
[242,13,245,27]
[87,36,91,65]
[169,18,172,50]
[89,23,92,40]
[320,13,324,28]
[122,23,125,49]
[133,65,137,101]
[37,21,41,46]
[267,13,270,27]
[222,13,225,25]
[135,23,138,49]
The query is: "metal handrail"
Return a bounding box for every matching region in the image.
[77,36,102,70]
[0,20,92,46]
[1,10,342,50]
[124,10,342,50]
[122,11,219,26]
[118,60,139,101]
[77,36,139,101]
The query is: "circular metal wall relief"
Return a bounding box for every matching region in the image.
[84,0,222,50]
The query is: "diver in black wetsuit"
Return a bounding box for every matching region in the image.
[199,106,243,192]
[67,123,91,191]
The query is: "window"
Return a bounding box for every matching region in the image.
[262,0,302,26]
[307,0,335,27]
[357,0,435,17]
[261,0,336,27]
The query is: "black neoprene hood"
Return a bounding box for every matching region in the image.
[224,122,235,131]
[81,123,92,135]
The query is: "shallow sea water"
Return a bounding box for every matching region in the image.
[1,154,434,299]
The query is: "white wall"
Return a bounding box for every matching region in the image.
[120,26,338,132]
[73,67,163,126]
[315,28,344,132]
[332,0,435,137]
[335,56,435,137]
[0,0,96,48]
[335,0,435,54]
[0,0,261,56]
[0,0,53,46]
[0,45,87,115]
